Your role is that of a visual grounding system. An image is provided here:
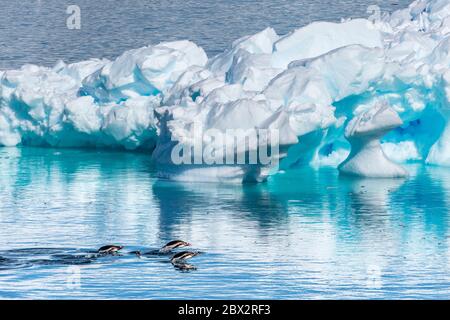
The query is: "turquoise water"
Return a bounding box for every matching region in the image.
[0,147,450,299]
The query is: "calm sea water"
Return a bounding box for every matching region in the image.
[0,147,449,299]
[0,0,411,69]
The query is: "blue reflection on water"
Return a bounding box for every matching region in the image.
[0,147,449,299]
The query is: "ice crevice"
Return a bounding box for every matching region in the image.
[0,0,450,181]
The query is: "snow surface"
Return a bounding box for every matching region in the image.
[1,0,450,181]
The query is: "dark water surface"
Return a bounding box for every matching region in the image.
[0,0,411,69]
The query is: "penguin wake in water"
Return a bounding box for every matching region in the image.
[130,250,142,258]
[97,245,123,255]
[173,262,197,271]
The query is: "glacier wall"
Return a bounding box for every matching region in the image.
[1,0,450,181]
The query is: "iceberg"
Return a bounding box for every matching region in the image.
[1,0,450,182]
[338,102,409,178]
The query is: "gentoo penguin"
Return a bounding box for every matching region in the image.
[170,251,199,263]
[160,240,191,253]
[98,245,123,255]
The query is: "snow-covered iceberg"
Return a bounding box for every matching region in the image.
[1,0,450,182]
[0,41,206,150]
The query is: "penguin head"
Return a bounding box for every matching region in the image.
[181,241,191,247]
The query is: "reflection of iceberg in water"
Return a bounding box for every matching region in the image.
[425,167,450,267]
[404,166,450,236]
[151,180,290,239]
[1,148,450,297]
[343,176,406,215]
[0,147,161,246]
[151,177,338,273]
[151,168,406,270]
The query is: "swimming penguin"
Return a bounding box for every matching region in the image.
[98,245,123,255]
[170,251,199,263]
[160,240,191,253]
